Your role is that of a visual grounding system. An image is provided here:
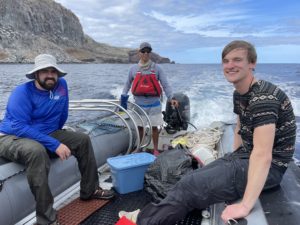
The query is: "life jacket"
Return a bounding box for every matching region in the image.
[131,66,162,97]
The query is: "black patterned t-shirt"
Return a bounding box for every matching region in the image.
[233,80,296,168]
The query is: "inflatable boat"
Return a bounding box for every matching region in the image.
[0,95,299,225]
[0,99,153,225]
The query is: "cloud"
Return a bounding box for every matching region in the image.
[145,8,300,38]
[54,0,300,63]
[144,9,249,37]
[55,0,300,41]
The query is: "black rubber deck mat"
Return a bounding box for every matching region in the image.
[80,189,202,225]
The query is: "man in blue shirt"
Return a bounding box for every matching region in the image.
[0,54,114,225]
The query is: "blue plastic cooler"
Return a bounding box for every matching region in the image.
[107,153,156,194]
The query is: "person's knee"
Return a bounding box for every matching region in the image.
[25,142,51,185]
[152,126,158,131]
[25,141,48,161]
[179,172,210,195]
[152,127,159,136]
[27,141,47,158]
[80,132,91,144]
[76,132,93,152]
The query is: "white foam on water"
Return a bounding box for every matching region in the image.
[189,96,235,129]
[110,84,124,99]
[291,99,300,116]
[109,84,136,103]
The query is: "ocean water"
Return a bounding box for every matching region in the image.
[0,63,299,161]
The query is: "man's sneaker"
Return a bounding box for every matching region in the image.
[81,187,115,200]
[118,209,140,223]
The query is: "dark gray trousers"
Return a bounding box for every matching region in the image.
[0,130,99,225]
[137,153,285,225]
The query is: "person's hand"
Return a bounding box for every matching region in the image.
[221,202,250,224]
[55,143,71,160]
[171,99,179,108]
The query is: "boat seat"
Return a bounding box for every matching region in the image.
[0,157,10,166]
[212,199,268,225]
[0,157,60,171]
[259,162,300,225]
[0,155,80,225]
[211,162,300,225]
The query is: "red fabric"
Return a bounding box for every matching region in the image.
[115,216,137,225]
[132,71,162,97]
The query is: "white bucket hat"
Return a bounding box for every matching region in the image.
[26,54,67,79]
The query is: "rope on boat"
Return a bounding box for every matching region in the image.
[171,126,224,165]
[185,127,223,148]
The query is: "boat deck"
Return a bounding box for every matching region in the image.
[81,121,300,225]
[80,189,203,225]
[62,160,298,225]
[9,120,300,225]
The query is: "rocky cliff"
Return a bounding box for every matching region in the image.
[0,0,171,63]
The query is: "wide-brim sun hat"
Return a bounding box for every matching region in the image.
[26,54,67,79]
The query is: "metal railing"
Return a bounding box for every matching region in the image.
[69,99,152,154]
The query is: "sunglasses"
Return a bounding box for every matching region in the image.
[140,49,151,54]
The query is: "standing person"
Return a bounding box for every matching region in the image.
[0,54,114,225]
[121,42,178,155]
[118,40,297,224]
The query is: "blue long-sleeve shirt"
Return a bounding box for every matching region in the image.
[0,78,69,152]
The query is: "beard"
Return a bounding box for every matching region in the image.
[37,77,57,90]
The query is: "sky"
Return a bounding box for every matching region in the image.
[54,0,300,64]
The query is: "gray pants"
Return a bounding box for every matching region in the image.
[137,153,285,225]
[0,130,99,225]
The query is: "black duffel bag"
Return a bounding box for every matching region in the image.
[144,147,198,203]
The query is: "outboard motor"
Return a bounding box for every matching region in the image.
[163,93,190,134]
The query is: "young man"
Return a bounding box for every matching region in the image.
[0,54,114,225]
[119,40,296,224]
[121,42,178,155]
